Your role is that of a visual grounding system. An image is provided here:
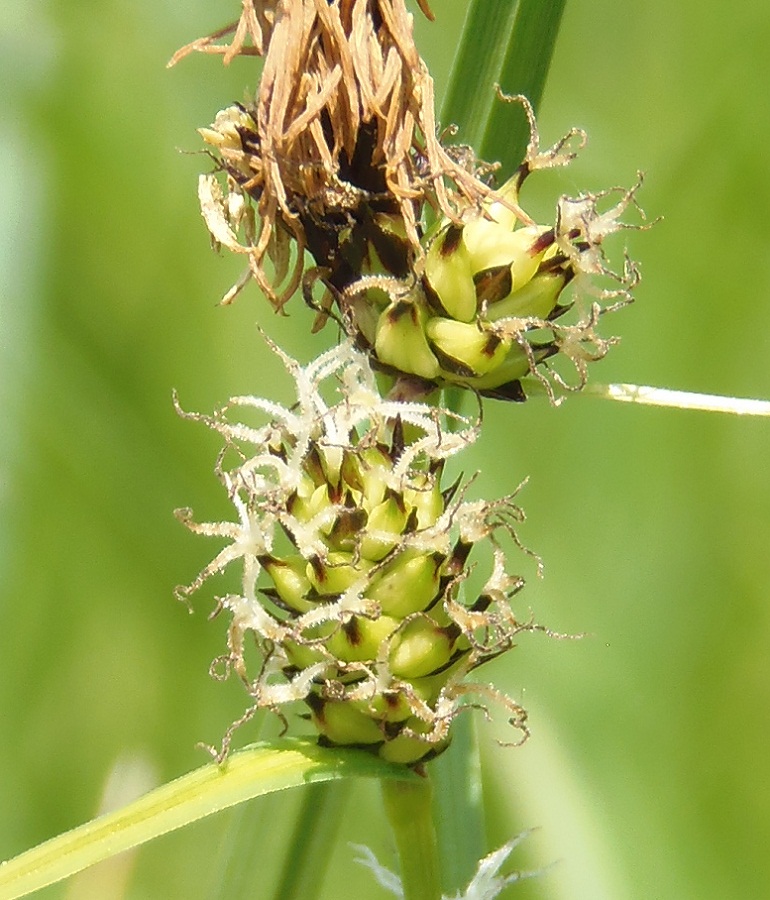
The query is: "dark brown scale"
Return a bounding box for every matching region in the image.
[475,265,513,305]
[382,486,407,515]
[390,416,405,460]
[340,451,364,493]
[402,507,419,534]
[530,228,556,256]
[479,379,527,403]
[327,507,368,548]
[439,224,464,257]
[481,333,503,358]
[303,445,327,486]
[384,299,421,329]
[342,617,363,646]
[440,471,462,506]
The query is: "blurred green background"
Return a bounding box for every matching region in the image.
[1,1,769,898]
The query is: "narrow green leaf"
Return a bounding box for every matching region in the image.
[440,0,520,149]
[479,0,567,176]
[271,781,351,900]
[0,739,417,900]
[435,3,568,894]
[442,0,567,178]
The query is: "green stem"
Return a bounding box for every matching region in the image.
[271,782,350,900]
[381,776,441,900]
[430,717,485,895]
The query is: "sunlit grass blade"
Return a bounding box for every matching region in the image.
[0,739,417,900]
[584,383,770,416]
[441,0,566,179]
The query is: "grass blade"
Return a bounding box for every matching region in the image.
[435,2,568,892]
[440,1,520,149]
[0,739,416,900]
[480,0,567,175]
[270,782,351,900]
[430,716,486,895]
[442,0,567,178]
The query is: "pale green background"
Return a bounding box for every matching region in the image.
[1,1,769,898]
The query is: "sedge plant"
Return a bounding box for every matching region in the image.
[2,3,769,900]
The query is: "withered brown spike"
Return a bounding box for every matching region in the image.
[384,720,403,739]
[362,216,412,279]
[421,274,445,317]
[340,451,364,493]
[305,693,325,716]
[383,486,407,515]
[441,471,463,505]
[443,623,462,642]
[537,254,569,274]
[429,457,446,478]
[471,594,493,613]
[429,551,446,573]
[303,445,326,485]
[437,574,454,600]
[447,538,473,574]
[308,556,327,583]
[329,507,369,546]
[403,506,419,533]
[387,300,421,327]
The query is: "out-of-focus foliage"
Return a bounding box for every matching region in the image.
[1,2,768,898]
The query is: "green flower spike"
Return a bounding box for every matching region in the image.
[337,96,645,401]
[176,339,542,764]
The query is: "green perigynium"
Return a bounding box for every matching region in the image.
[176,338,541,764]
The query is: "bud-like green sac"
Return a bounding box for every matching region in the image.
[425,318,511,377]
[424,224,477,322]
[178,342,536,764]
[366,550,444,618]
[388,617,457,678]
[374,298,440,381]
